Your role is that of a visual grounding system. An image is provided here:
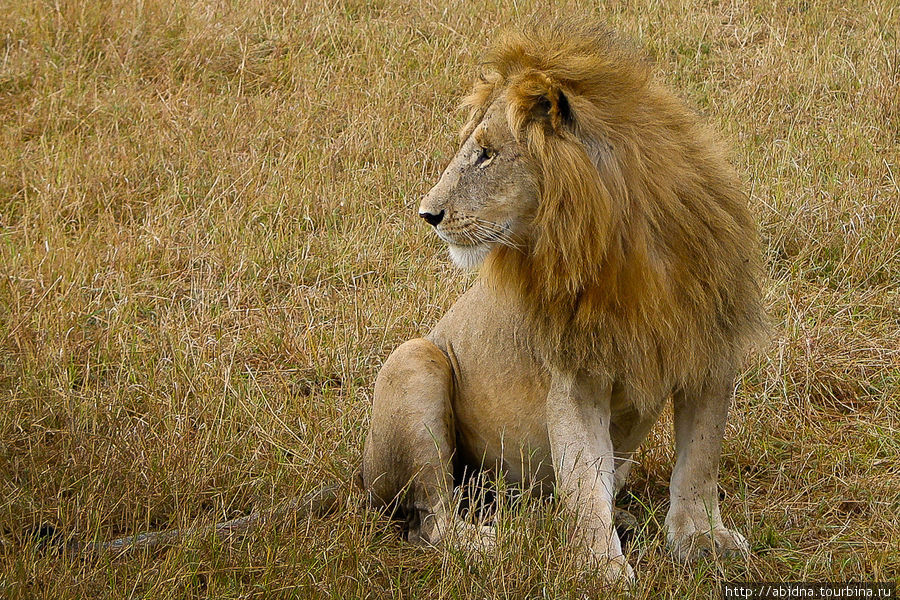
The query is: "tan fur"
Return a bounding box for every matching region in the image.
[364,18,765,580]
[468,21,765,411]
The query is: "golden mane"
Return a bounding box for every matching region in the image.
[464,20,765,410]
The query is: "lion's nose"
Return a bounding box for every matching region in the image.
[419,209,445,226]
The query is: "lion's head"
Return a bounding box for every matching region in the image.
[420,19,764,405]
[418,98,539,270]
[419,22,649,286]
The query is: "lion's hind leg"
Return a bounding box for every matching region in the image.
[362,338,495,553]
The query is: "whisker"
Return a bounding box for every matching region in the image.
[448,218,526,252]
[472,219,525,250]
[470,223,501,245]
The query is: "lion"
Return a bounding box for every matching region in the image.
[68,20,763,582]
[361,19,765,581]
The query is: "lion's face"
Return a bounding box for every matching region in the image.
[418,98,539,269]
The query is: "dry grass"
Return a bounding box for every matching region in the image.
[1,0,898,598]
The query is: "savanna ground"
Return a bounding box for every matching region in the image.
[1,0,898,598]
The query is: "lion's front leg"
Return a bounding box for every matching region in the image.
[665,377,750,563]
[546,370,634,584]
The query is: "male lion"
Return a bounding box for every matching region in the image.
[362,20,764,581]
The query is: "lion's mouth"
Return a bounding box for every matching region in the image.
[435,230,485,248]
[437,220,516,250]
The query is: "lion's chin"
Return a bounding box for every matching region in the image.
[448,244,492,270]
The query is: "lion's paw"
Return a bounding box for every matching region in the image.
[574,549,635,585]
[668,526,749,564]
[445,521,498,555]
[599,554,636,585]
[469,524,499,553]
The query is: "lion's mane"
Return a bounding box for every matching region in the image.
[466,20,765,412]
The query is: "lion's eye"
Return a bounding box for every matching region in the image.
[475,146,495,168]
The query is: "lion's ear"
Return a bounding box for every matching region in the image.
[513,72,574,133]
[536,85,573,131]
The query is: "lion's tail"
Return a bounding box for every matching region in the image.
[67,483,343,558]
